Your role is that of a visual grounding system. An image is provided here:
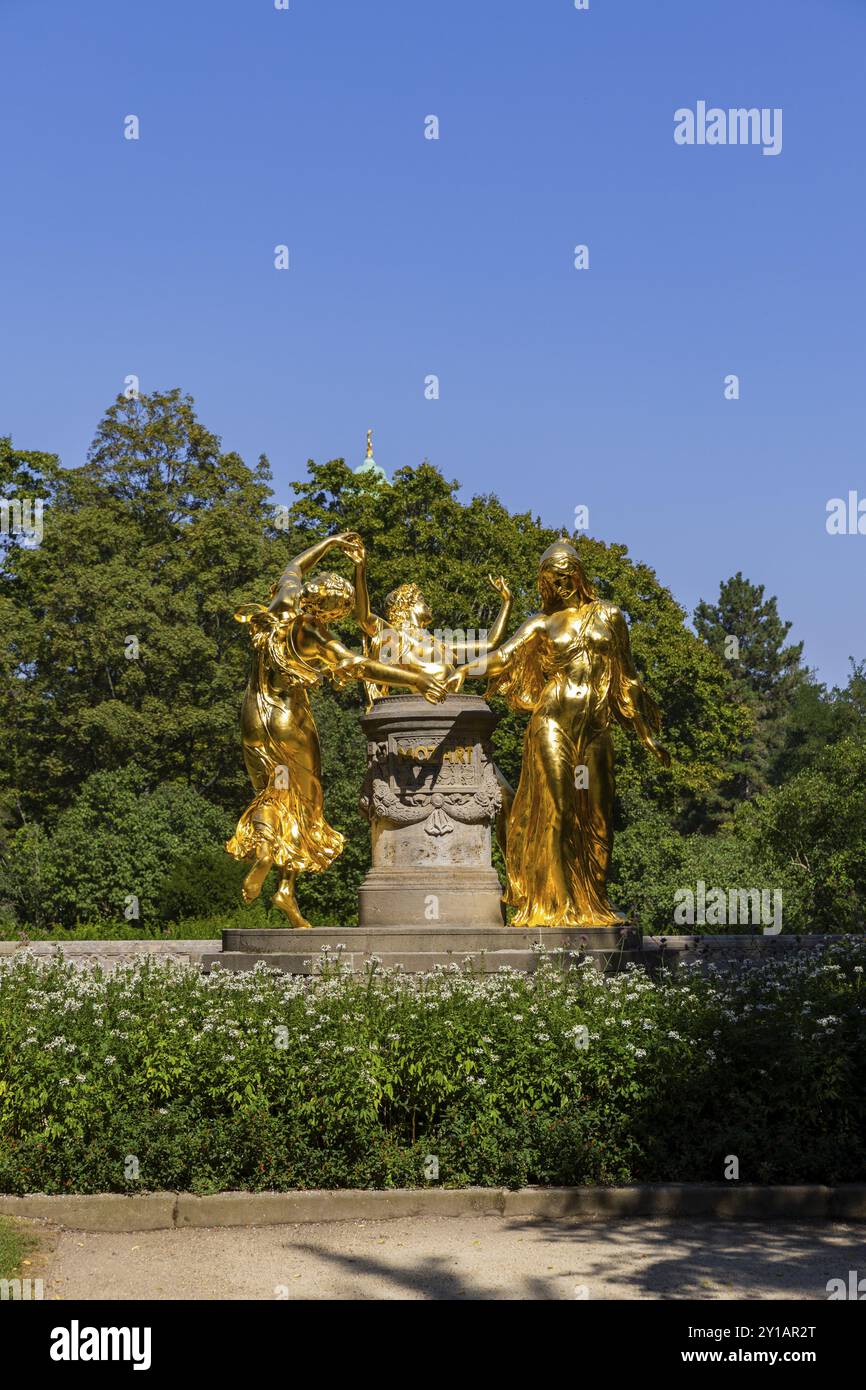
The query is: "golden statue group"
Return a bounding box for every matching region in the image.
[227,530,670,930]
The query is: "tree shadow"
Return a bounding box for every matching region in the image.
[494,1216,866,1299]
[276,1216,865,1300]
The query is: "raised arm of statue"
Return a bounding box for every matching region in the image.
[448,575,513,662]
[269,530,364,618]
[352,548,376,636]
[449,613,545,698]
[485,575,513,648]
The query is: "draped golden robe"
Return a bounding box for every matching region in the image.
[226,609,345,875]
[488,599,662,928]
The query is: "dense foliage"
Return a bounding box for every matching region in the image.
[1,388,864,934]
[1,946,863,1193]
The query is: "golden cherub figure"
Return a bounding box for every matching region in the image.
[352,571,515,851]
[354,573,512,707]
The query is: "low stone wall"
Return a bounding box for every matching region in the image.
[639,933,844,974]
[0,940,220,972]
[0,932,851,976]
[3,1184,865,1230]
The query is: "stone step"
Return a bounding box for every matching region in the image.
[220,924,637,954]
[201,945,636,976]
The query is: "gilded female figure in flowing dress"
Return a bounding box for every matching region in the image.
[227,531,446,928]
[451,538,670,927]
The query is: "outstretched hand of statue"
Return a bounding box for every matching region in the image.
[487,574,510,601]
[415,672,448,705]
[334,530,365,564]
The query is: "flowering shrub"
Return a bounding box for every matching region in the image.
[0,942,864,1193]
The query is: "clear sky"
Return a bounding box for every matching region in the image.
[1,0,863,686]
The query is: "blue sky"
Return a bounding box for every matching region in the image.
[1,0,864,685]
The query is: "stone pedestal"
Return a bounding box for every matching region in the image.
[357,694,505,928]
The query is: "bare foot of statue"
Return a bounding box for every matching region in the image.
[242,854,272,903]
[272,879,312,929]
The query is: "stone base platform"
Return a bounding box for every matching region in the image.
[201,924,639,976]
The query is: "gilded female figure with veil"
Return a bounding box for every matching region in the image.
[452,538,670,928]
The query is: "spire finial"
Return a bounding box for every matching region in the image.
[366,428,373,459]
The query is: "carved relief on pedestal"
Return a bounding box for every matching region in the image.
[359,731,501,837]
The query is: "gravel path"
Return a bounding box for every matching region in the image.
[28,1217,866,1300]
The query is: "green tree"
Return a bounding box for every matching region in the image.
[773,660,866,783]
[0,438,64,844]
[1,392,281,829]
[734,733,866,933]
[0,765,232,928]
[694,572,804,811]
[612,727,866,935]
